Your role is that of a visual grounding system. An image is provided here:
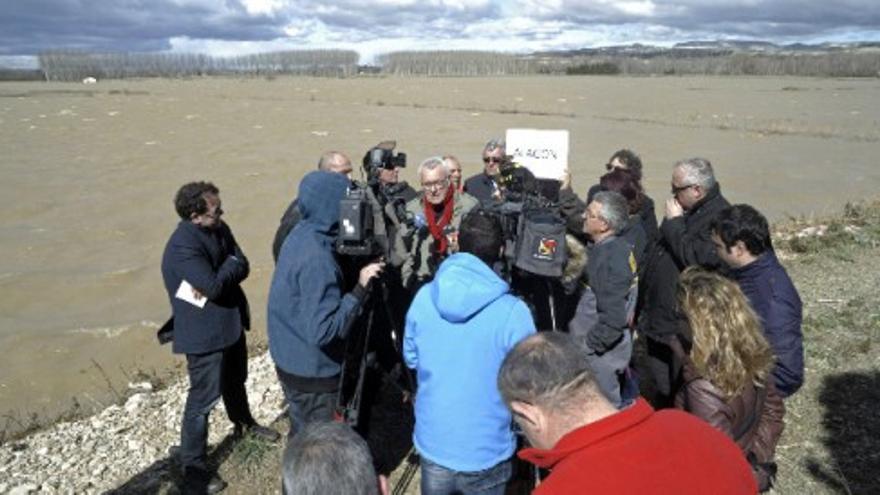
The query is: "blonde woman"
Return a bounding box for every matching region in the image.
[674,267,785,492]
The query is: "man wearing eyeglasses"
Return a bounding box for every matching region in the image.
[394,156,478,291]
[161,181,279,494]
[463,138,506,203]
[661,157,730,269]
[637,158,730,408]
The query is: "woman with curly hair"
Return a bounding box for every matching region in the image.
[673,267,785,492]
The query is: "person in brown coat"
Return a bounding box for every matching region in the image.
[673,267,785,492]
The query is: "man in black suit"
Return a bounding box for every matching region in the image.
[638,157,731,408]
[463,138,505,204]
[161,181,278,494]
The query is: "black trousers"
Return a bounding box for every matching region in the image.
[181,332,254,474]
[275,366,337,438]
[639,335,683,409]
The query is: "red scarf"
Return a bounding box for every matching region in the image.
[424,187,455,255]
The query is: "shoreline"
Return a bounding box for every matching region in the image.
[0,351,284,494]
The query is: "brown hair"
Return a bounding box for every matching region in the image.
[677,267,775,398]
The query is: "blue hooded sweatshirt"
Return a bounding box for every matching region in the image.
[403,252,536,472]
[268,171,364,379]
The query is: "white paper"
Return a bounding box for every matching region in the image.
[175,279,207,309]
[505,128,569,180]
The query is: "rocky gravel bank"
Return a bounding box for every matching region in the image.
[0,352,285,494]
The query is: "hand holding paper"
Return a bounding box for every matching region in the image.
[175,279,207,309]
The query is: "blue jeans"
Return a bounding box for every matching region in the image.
[420,457,512,495]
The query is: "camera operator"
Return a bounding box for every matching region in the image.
[272,151,353,263]
[268,170,384,437]
[392,156,478,292]
[333,141,421,476]
[366,140,418,202]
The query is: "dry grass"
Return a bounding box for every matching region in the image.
[769,199,880,494]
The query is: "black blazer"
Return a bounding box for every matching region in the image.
[161,220,250,354]
[463,173,497,204]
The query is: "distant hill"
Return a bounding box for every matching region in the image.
[531,40,880,59]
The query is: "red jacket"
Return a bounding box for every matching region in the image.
[519,399,757,495]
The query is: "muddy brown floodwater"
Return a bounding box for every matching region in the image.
[0,75,878,434]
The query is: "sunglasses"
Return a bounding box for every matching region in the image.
[483,157,503,164]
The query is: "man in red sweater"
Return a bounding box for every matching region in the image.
[498,332,757,494]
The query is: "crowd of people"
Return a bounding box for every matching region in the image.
[160,139,804,494]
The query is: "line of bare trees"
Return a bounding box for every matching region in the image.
[599,52,880,77]
[376,50,880,78]
[38,50,359,81]
[377,51,537,76]
[33,48,880,81]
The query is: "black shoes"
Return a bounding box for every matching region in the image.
[205,474,228,494]
[234,422,281,443]
[182,468,227,494]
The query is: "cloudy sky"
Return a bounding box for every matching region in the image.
[2,0,879,66]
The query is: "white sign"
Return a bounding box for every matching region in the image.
[505,129,569,180]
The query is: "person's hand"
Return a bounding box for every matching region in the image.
[446,232,459,254]
[561,168,572,190]
[192,287,204,301]
[358,261,385,288]
[665,197,684,219]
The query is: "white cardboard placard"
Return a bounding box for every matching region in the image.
[505,128,569,180]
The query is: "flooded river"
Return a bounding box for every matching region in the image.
[0,75,878,434]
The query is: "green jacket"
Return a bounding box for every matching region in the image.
[392,191,478,291]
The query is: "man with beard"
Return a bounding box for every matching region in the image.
[161,181,279,494]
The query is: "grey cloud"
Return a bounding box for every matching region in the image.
[280,0,500,38]
[553,0,880,38]
[0,0,284,55]
[0,0,878,57]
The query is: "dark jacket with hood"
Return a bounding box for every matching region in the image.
[268,171,367,381]
[731,251,804,397]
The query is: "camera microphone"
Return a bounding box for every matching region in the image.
[413,213,427,231]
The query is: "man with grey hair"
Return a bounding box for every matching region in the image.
[569,190,637,408]
[662,157,729,268]
[393,156,477,291]
[463,138,505,203]
[637,157,730,407]
[497,332,758,494]
[282,421,388,495]
[272,151,353,262]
